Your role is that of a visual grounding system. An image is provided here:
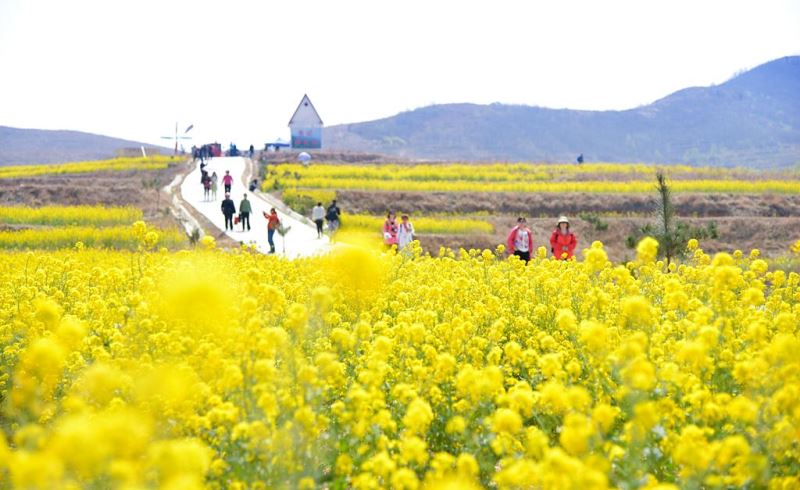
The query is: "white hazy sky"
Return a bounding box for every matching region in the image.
[1,0,798,149]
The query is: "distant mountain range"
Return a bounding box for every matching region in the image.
[2,56,798,168]
[325,56,800,167]
[0,126,168,166]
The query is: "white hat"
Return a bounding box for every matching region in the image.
[557,216,570,225]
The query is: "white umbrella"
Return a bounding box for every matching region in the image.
[298,152,312,166]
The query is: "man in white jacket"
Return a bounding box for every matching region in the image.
[311,202,325,238]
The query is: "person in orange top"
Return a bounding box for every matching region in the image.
[550,216,577,260]
[263,208,281,254]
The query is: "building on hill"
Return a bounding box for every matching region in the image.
[289,94,323,149]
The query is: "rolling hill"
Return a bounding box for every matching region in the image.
[0,126,169,166]
[325,56,800,167]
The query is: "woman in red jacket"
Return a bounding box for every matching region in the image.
[550,216,577,260]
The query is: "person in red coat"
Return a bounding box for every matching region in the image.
[550,216,577,260]
[507,217,533,263]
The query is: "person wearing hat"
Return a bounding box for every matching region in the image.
[506,217,533,263]
[550,216,577,260]
[221,193,236,231]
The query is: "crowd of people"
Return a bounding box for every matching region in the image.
[197,162,576,261]
[195,153,291,254]
[199,162,234,200]
[218,191,281,254]
[192,144,216,163]
[506,215,577,263]
[202,160,343,253]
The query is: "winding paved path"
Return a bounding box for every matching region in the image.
[180,156,330,257]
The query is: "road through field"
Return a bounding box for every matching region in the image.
[180,156,330,257]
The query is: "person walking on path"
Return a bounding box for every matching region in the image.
[210,172,218,200]
[311,202,325,238]
[397,214,415,250]
[263,208,281,254]
[222,170,234,194]
[239,193,252,231]
[326,200,341,232]
[249,144,255,159]
[507,217,533,264]
[202,173,211,201]
[221,193,237,231]
[383,212,398,247]
[550,216,577,260]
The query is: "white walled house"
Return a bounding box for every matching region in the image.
[289,95,323,149]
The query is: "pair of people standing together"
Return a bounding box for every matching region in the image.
[383,212,415,250]
[220,193,253,232]
[507,216,577,263]
[311,200,341,239]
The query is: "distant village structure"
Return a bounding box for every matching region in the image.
[289,95,323,150]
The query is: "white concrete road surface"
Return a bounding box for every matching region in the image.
[180,157,330,257]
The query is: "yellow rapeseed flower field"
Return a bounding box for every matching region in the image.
[341,214,493,235]
[264,163,800,194]
[0,222,185,250]
[0,156,175,179]
[0,237,798,489]
[0,205,143,227]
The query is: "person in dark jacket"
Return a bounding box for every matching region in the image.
[239,193,252,231]
[326,200,341,232]
[550,216,577,260]
[221,193,236,231]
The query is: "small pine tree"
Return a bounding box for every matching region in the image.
[626,174,721,264]
[654,172,680,266]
